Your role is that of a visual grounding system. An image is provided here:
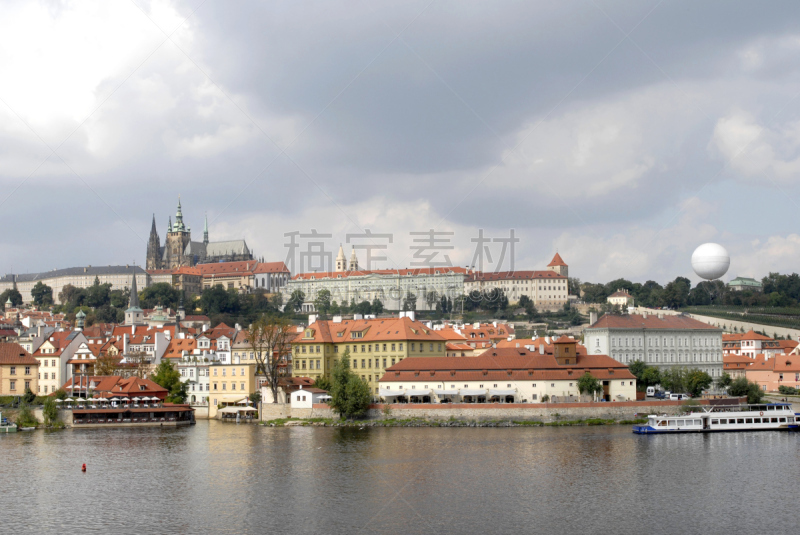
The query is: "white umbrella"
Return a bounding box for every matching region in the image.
[109,397,120,402]
[54,399,63,403]
[132,397,141,401]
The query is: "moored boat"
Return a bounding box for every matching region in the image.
[633,403,799,434]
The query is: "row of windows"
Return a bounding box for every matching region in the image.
[211,382,247,391]
[389,381,633,389]
[8,380,31,391]
[211,367,247,377]
[7,366,32,376]
[609,336,720,348]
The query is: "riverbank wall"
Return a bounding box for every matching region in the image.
[260,400,733,423]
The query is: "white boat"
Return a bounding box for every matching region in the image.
[633,403,799,434]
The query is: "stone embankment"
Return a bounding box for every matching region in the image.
[260,400,713,426]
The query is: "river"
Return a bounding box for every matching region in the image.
[1,421,796,534]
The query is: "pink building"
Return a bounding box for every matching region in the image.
[745,355,800,392]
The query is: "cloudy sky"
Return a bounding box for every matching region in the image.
[3,0,800,284]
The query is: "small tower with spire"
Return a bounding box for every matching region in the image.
[547,253,568,277]
[349,247,359,272]
[335,244,347,272]
[125,270,144,326]
[75,309,86,331]
[203,213,209,246]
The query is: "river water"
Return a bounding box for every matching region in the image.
[1,421,797,534]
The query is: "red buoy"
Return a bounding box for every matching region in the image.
[81,464,86,472]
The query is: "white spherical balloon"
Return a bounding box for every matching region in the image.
[691,243,730,280]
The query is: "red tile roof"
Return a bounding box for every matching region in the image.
[253,261,290,274]
[588,314,719,331]
[293,267,469,280]
[379,350,633,382]
[466,270,565,282]
[547,253,567,267]
[294,317,447,344]
[0,343,39,365]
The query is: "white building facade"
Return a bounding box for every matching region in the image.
[283,267,469,312]
[584,313,724,377]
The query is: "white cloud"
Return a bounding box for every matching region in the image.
[710,111,800,182]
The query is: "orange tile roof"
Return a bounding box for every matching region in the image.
[197,261,260,276]
[253,261,290,274]
[547,253,567,267]
[293,267,469,280]
[295,317,447,344]
[0,343,39,365]
[379,351,632,382]
[163,339,199,359]
[466,270,565,282]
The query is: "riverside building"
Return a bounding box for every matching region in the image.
[583,313,724,377]
[378,337,636,403]
[290,313,447,396]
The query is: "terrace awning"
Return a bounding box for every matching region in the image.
[405,389,432,397]
[488,389,516,397]
[459,389,487,397]
[433,389,459,396]
[382,391,406,397]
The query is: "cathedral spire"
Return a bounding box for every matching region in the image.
[173,196,186,232]
[128,270,140,309]
[150,213,157,236]
[203,212,209,245]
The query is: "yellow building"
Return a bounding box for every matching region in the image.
[208,362,257,418]
[291,315,447,396]
[0,343,39,396]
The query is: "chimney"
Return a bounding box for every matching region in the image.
[545,336,551,344]
[589,312,597,325]
[658,313,664,320]
[406,311,415,322]
[642,312,647,319]
[308,314,317,324]
[539,343,545,355]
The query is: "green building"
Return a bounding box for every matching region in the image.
[728,277,763,292]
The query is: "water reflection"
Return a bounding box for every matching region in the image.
[1,423,798,534]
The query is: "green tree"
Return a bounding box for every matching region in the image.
[314,375,332,392]
[518,295,532,309]
[287,289,306,313]
[42,396,63,428]
[31,282,54,306]
[728,376,765,404]
[0,288,22,307]
[577,372,602,400]
[716,372,733,391]
[22,387,36,404]
[150,360,188,404]
[354,300,372,316]
[329,349,371,419]
[199,285,240,315]
[313,289,332,318]
[14,401,39,428]
[140,282,180,309]
[402,291,417,312]
[426,290,438,311]
[640,367,662,390]
[628,360,647,381]
[249,391,262,406]
[371,298,384,316]
[685,369,713,397]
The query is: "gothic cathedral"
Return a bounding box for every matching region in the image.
[146,199,253,270]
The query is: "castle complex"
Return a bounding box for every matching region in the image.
[146,199,253,270]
